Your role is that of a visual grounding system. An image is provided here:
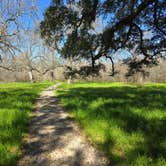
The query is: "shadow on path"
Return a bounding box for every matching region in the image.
[19,85,108,166]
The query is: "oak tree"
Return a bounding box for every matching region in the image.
[40,0,166,75]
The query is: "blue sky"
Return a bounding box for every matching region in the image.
[19,0,52,29]
[37,0,51,20]
[26,0,131,60]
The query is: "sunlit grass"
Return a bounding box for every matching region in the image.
[56,82,166,165]
[0,82,53,166]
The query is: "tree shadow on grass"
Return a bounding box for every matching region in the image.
[57,85,166,165]
[0,84,50,166]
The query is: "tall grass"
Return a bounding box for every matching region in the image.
[56,82,166,165]
[0,82,53,166]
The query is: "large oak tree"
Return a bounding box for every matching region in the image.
[40,0,166,75]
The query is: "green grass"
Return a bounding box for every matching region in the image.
[0,82,53,166]
[56,82,166,166]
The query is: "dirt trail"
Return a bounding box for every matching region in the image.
[19,84,108,166]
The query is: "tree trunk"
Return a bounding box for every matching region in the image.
[67,75,72,84]
[28,70,34,83]
[50,70,54,81]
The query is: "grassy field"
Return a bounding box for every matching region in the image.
[0,82,53,166]
[56,82,166,165]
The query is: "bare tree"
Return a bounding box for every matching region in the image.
[0,0,37,62]
[13,29,62,82]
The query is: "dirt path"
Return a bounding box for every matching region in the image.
[19,84,108,166]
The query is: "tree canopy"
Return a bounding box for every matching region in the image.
[40,0,166,75]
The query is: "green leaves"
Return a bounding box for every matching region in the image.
[40,0,166,74]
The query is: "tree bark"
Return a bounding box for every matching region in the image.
[50,70,54,81]
[28,70,34,83]
[67,75,72,84]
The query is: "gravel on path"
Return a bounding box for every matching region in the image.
[18,84,108,166]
